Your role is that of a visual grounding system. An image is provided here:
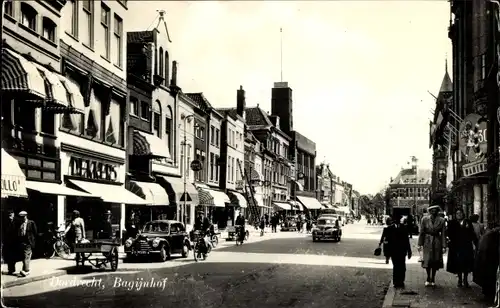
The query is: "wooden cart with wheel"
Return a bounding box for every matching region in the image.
[74,239,120,271]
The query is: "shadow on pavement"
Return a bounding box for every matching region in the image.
[216,236,381,259]
[3,262,392,308]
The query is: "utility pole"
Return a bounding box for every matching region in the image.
[181,114,194,225]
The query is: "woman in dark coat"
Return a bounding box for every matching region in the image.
[379,216,393,264]
[446,208,477,287]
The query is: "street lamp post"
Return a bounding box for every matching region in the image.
[180,114,194,226]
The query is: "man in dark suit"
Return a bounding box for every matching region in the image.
[17,211,37,277]
[386,214,412,289]
[2,210,18,275]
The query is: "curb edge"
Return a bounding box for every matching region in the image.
[382,279,396,308]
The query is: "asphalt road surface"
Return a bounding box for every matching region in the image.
[2,223,393,308]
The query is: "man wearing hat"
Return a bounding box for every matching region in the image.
[17,211,37,277]
[2,210,18,274]
[97,210,113,239]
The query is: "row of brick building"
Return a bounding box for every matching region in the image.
[0,1,361,258]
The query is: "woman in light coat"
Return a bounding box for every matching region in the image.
[418,204,447,287]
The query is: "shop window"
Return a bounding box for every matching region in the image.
[100,2,110,59]
[68,0,78,38]
[164,51,170,86]
[42,17,56,42]
[140,101,150,121]
[165,106,172,152]
[152,100,161,138]
[105,116,116,144]
[21,3,37,31]
[61,113,76,131]
[129,97,138,116]
[41,112,55,135]
[159,47,164,77]
[5,1,13,17]
[42,172,56,180]
[86,109,99,138]
[27,169,41,179]
[14,103,35,132]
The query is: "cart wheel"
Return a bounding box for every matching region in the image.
[211,235,219,248]
[110,248,119,271]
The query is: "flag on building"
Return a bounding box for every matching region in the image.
[445,133,454,189]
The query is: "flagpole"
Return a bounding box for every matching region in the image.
[280,27,283,82]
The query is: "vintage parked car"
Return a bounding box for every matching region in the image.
[281,216,298,232]
[312,216,342,242]
[124,220,191,261]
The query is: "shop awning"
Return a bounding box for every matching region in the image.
[1,48,46,99]
[336,206,351,214]
[297,196,322,210]
[26,181,92,197]
[157,176,199,205]
[250,169,261,181]
[198,186,230,207]
[293,180,304,191]
[128,181,169,206]
[58,75,85,114]
[227,191,247,208]
[249,193,266,208]
[133,130,170,159]
[34,63,69,110]
[290,200,304,211]
[273,202,292,211]
[68,179,150,205]
[1,149,27,198]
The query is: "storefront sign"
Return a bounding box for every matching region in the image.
[69,156,118,181]
[1,177,22,194]
[190,160,202,171]
[459,113,487,163]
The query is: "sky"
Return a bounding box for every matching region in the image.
[125,1,452,195]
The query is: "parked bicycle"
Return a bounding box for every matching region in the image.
[43,229,71,259]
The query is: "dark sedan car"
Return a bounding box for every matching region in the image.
[312,217,342,242]
[124,220,191,261]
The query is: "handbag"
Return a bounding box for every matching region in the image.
[374,247,382,256]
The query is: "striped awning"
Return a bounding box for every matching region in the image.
[2,48,46,99]
[58,75,85,114]
[227,191,248,208]
[133,130,171,159]
[127,181,169,206]
[156,176,199,205]
[250,169,261,181]
[34,63,69,111]
[197,186,230,207]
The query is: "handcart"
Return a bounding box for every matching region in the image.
[74,239,120,271]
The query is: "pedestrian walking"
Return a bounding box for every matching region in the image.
[446,208,477,288]
[65,210,85,244]
[379,216,393,264]
[125,211,139,239]
[2,210,19,275]
[16,211,37,277]
[385,214,412,289]
[97,210,113,239]
[406,214,414,238]
[271,213,278,233]
[418,204,447,287]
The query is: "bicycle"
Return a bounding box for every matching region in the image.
[44,231,71,259]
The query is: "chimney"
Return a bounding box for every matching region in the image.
[236,85,245,118]
[171,60,178,86]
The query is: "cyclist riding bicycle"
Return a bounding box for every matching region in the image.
[235,213,246,242]
[193,211,212,250]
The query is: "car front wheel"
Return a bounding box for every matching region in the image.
[159,244,170,262]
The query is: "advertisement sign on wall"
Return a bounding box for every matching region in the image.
[458,113,487,164]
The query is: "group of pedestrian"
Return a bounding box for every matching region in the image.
[2,210,37,277]
[379,203,485,290]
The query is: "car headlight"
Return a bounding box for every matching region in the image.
[152,238,160,247]
[125,238,133,247]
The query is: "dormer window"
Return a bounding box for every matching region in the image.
[21,3,37,31]
[42,17,56,42]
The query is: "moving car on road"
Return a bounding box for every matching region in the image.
[312,216,342,242]
[124,220,191,261]
[281,216,298,232]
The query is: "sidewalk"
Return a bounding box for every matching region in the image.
[1,226,279,289]
[382,242,489,308]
